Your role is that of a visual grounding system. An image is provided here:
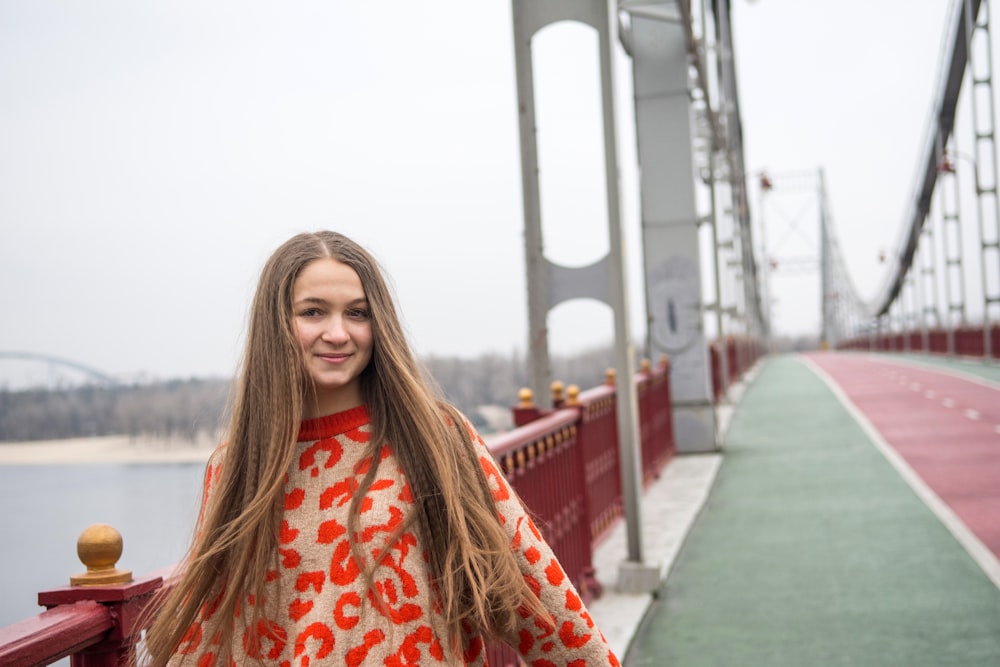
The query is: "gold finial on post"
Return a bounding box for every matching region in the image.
[641,358,651,374]
[551,381,564,404]
[605,368,617,386]
[566,384,580,406]
[70,523,133,586]
[659,353,669,368]
[518,387,535,408]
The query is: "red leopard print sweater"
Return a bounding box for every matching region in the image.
[171,405,620,666]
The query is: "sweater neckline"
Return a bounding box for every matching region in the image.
[297,404,370,442]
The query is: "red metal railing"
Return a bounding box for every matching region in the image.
[0,572,164,667]
[710,335,765,402]
[636,358,674,486]
[0,360,677,667]
[836,324,1000,359]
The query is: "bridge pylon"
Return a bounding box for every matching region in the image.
[511,0,658,595]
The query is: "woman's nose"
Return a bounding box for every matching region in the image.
[321,316,349,343]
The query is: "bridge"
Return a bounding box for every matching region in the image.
[0,352,119,389]
[1,0,999,664]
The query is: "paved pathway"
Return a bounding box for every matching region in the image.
[808,352,1000,574]
[621,352,1000,666]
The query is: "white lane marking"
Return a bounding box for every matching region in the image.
[942,398,955,408]
[910,382,922,391]
[965,409,981,421]
[875,355,1000,391]
[925,390,937,399]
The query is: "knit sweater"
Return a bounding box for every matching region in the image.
[172,405,620,666]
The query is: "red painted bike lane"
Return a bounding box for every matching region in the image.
[805,352,1000,560]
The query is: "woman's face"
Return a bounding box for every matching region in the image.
[291,257,374,417]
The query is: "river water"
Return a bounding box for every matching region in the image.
[0,462,206,627]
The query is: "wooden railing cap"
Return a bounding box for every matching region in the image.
[70,523,133,587]
[566,384,580,406]
[550,380,564,403]
[518,387,534,408]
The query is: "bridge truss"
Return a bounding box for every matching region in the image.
[831,0,1000,358]
[513,0,766,450]
[0,351,118,389]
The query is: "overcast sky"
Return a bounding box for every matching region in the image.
[0,1,956,385]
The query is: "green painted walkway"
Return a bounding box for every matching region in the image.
[625,355,1000,666]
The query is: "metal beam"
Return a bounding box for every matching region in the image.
[874,0,983,316]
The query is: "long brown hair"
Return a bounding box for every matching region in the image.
[141,231,546,665]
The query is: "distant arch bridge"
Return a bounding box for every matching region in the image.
[0,351,118,387]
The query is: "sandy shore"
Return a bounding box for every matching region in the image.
[0,434,218,465]
[0,430,507,466]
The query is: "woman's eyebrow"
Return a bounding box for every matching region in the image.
[294,296,368,306]
[293,296,329,307]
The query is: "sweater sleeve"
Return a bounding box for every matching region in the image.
[467,425,622,667]
[192,444,227,545]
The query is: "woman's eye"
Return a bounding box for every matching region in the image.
[348,308,371,320]
[300,308,322,317]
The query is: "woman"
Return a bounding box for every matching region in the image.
[142,231,619,666]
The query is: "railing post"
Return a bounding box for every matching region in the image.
[512,384,567,427]
[37,524,163,667]
[551,380,565,409]
[512,387,542,427]
[709,343,722,402]
[564,383,601,603]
